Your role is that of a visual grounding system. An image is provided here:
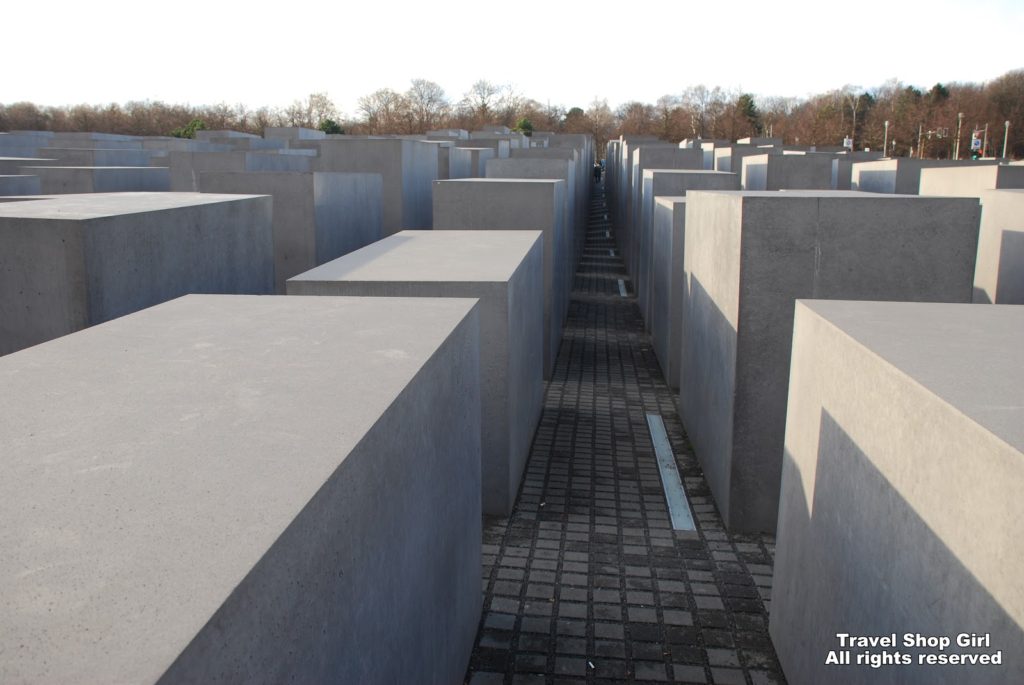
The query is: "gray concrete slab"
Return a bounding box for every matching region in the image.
[263,126,327,141]
[771,299,1024,685]
[0,175,40,196]
[0,157,55,175]
[433,178,567,379]
[741,153,832,190]
[680,191,980,533]
[296,138,436,233]
[974,189,1024,303]
[636,170,739,325]
[628,147,703,275]
[919,163,1024,196]
[486,157,578,264]
[168,150,314,191]
[450,146,495,178]
[0,192,273,355]
[289,230,544,516]
[651,196,686,391]
[713,144,774,174]
[510,147,587,254]
[0,294,482,684]
[197,171,382,294]
[852,158,999,194]
[27,166,170,193]
[38,147,155,167]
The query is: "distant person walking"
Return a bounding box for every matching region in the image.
[593,162,602,183]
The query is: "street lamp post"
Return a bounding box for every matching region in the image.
[883,120,890,158]
[954,112,964,160]
[1004,121,1011,159]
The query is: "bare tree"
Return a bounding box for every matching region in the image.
[284,92,337,129]
[459,80,501,127]
[680,85,728,138]
[358,88,409,133]
[406,78,448,132]
[616,101,656,135]
[585,98,616,150]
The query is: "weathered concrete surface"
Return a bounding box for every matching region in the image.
[510,147,588,254]
[740,153,832,190]
[168,150,314,191]
[28,166,170,193]
[919,163,1024,196]
[0,175,40,196]
[289,230,544,516]
[0,192,273,355]
[0,294,482,684]
[714,144,774,173]
[771,299,1024,685]
[852,158,999,194]
[651,196,687,390]
[627,147,703,275]
[263,126,326,141]
[38,147,155,167]
[636,170,739,324]
[297,138,437,233]
[486,156,578,261]
[680,191,980,533]
[433,178,567,379]
[974,189,1024,303]
[0,157,54,174]
[198,171,382,293]
[450,146,495,178]
[457,138,510,159]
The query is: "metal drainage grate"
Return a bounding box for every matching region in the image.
[645,413,696,531]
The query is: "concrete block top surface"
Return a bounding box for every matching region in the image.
[643,169,734,178]
[0,294,479,683]
[688,189,949,200]
[797,299,1023,450]
[290,230,542,284]
[0,192,266,220]
[25,166,164,170]
[438,177,560,185]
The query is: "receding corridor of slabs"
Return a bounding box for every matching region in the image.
[465,180,783,685]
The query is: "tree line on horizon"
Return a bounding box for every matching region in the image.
[2,69,1021,158]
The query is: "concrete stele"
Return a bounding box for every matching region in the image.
[771,300,1024,685]
[0,294,483,683]
[288,230,545,516]
[680,190,981,533]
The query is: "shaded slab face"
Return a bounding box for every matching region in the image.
[650,196,686,390]
[288,230,545,515]
[680,191,981,533]
[971,190,1024,304]
[0,192,274,355]
[771,300,1024,685]
[636,170,739,322]
[432,178,567,379]
[198,171,383,293]
[0,294,483,684]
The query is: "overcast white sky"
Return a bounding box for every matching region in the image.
[4,0,1020,116]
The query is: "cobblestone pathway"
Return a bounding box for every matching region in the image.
[465,181,785,685]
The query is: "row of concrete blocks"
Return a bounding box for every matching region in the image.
[604,157,1023,681]
[606,138,1024,305]
[0,173,580,514]
[0,172,578,348]
[0,127,591,214]
[1,135,594,265]
[630,184,1024,531]
[0,169,588,681]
